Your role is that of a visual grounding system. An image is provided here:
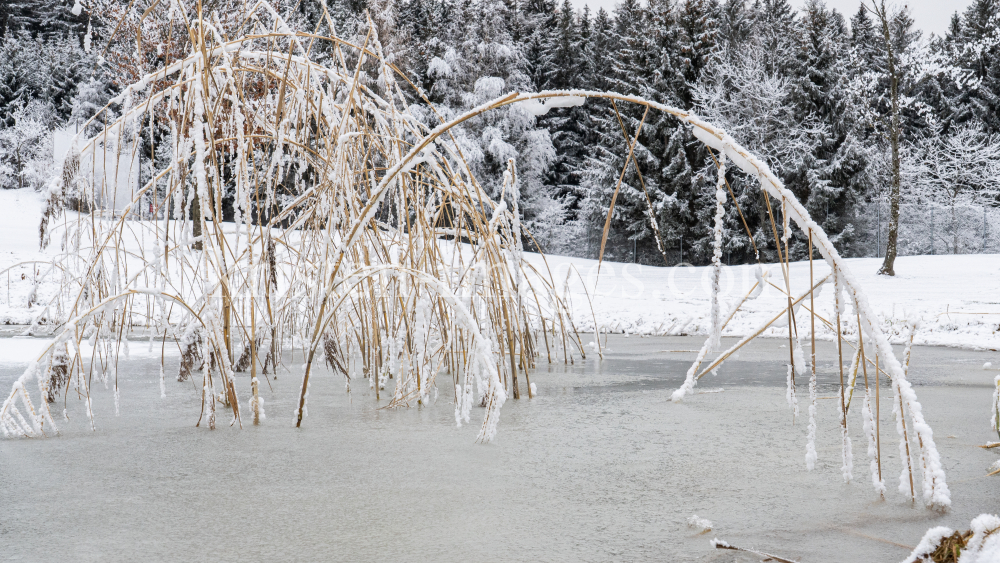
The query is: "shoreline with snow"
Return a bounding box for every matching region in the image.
[527,251,1000,351]
[2,187,998,351]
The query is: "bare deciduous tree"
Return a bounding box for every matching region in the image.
[868,0,902,276]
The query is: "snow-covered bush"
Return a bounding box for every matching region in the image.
[0,99,55,190]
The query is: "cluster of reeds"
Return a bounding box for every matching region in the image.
[902,513,1000,563]
[0,0,954,508]
[1,2,585,442]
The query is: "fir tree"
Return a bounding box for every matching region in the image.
[0,30,49,126]
[677,0,720,106]
[785,0,868,257]
[0,0,87,39]
[752,0,796,75]
[539,1,589,219]
[951,0,1000,133]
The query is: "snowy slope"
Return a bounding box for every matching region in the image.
[1,187,998,350]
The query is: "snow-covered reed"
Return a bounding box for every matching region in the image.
[0,0,953,510]
[900,513,1000,563]
[1,3,584,443]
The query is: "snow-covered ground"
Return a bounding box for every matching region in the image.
[527,249,1000,350]
[0,188,51,325]
[2,187,998,350]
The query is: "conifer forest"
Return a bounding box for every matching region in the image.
[2,0,999,264]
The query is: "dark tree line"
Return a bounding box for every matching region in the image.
[2,0,999,261]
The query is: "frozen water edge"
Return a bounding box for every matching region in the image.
[1,335,998,562]
[3,184,999,352]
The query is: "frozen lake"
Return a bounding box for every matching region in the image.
[1,335,998,562]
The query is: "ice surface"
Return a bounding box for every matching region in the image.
[1,335,997,562]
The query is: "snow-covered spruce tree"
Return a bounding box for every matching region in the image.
[582,0,704,265]
[0,27,95,193]
[68,76,113,139]
[627,0,692,266]
[751,0,798,76]
[945,0,1000,134]
[398,0,440,93]
[421,0,562,250]
[782,0,871,260]
[534,0,593,247]
[0,30,52,127]
[716,0,752,58]
[556,7,610,256]
[517,0,557,95]
[46,32,92,122]
[576,0,657,263]
[654,0,719,265]
[676,0,719,109]
[0,0,88,39]
[694,0,876,264]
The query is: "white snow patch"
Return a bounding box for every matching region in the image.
[687,515,713,532]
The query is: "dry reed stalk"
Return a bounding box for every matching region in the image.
[875,353,882,486]
[834,267,851,482]
[694,274,831,381]
[899,389,916,500]
[766,196,798,405]
[711,539,800,563]
[857,311,884,498]
[808,229,818,466]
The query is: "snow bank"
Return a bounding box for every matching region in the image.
[522,251,1000,351]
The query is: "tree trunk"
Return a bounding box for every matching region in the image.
[875,0,900,276]
[952,201,958,254]
[191,190,203,251]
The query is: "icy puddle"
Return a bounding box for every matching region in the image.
[1,336,998,562]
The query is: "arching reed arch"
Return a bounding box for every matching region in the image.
[1,2,948,510]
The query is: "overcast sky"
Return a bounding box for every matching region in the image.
[566,0,976,38]
[791,0,973,37]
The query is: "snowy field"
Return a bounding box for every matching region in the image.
[1,335,997,562]
[2,187,997,351]
[528,251,1000,350]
